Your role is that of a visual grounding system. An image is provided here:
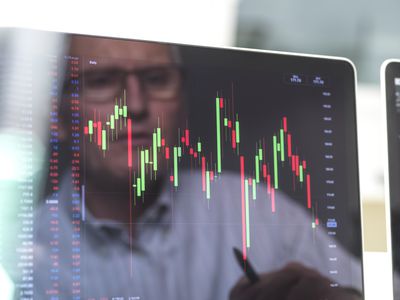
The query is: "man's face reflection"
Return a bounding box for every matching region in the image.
[70,37,184,184]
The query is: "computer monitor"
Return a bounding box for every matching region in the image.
[0,28,363,299]
[382,59,400,300]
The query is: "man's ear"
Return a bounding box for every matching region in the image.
[57,111,70,142]
[58,123,69,141]
[57,96,74,142]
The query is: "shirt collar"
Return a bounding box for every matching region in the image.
[66,176,172,247]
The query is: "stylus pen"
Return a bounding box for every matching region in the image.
[233,247,260,284]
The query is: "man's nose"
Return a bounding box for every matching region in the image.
[125,74,148,120]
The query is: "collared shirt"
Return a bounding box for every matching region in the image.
[31,171,363,300]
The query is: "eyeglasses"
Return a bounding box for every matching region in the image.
[81,64,182,102]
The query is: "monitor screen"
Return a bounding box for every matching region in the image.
[383,59,400,299]
[0,28,363,300]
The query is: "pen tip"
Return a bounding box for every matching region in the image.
[233,247,243,261]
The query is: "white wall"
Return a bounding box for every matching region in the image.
[0,0,238,46]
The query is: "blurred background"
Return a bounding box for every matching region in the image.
[0,0,398,298]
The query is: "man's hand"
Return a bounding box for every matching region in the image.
[230,262,362,300]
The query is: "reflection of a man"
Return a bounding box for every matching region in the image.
[75,37,185,225]
[32,36,362,300]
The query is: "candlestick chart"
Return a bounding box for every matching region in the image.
[83,90,318,261]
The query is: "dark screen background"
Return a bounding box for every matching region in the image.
[385,61,400,296]
[0,29,364,299]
